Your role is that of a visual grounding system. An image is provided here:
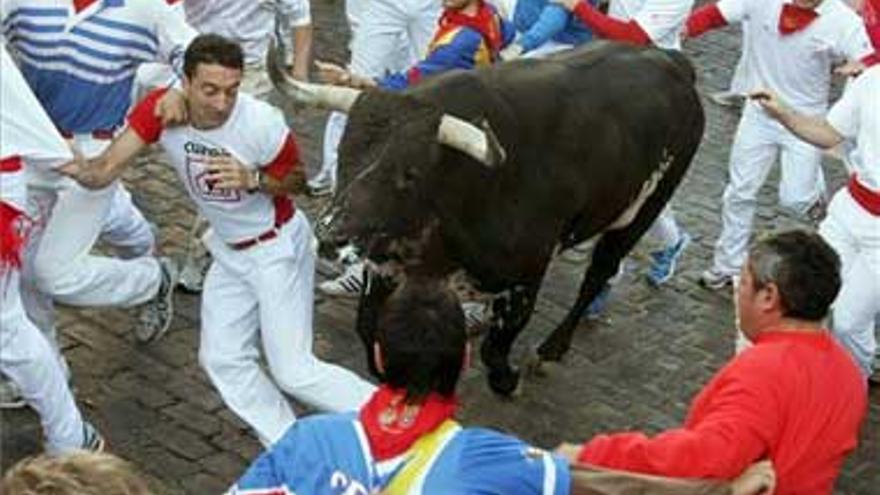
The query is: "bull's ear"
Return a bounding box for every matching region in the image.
[480,118,507,167]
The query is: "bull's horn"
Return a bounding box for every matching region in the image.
[267,36,361,112]
[437,115,507,168]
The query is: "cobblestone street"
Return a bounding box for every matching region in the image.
[1,0,877,493]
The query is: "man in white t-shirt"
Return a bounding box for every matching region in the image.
[685,0,873,289]
[62,34,375,445]
[0,44,104,453]
[751,66,880,381]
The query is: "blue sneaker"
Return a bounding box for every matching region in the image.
[583,284,612,320]
[646,232,691,286]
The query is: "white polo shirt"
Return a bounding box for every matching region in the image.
[184,0,311,65]
[609,0,695,50]
[827,66,880,191]
[718,0,873,114]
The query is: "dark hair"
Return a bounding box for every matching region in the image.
[747,230,841,321]
[376,278,466,402]
[183,34,244,79]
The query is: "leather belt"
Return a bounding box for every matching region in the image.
[228,218,291,251]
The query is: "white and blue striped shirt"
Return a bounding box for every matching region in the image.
[1,0,195,133]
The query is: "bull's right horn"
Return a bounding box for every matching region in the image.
[267,36,361,113]
[437,115,507,168]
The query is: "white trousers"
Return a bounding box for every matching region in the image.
[29,134,159,308]
[820,189,880,377]
[0,270,84,453]
[313,0,440,190]
[30,180,159,307]
[198,211,375,445]
[711,104,826,275]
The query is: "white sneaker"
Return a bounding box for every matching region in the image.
[178,251,211,293]
[700,268,733,290]
[80,421,105,452]
[135,257,180,343]
[0,377,25,409]
[318,261,365,298]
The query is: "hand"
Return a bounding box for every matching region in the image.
[315,60,351,86]
[155,88,188,127]
[833,59,866,78]
[731,460,776,495]
[56,145,86,179]
[499,43,525,61]
[552,0,581,11]
[748,89,787,121]
[554,442,582,463]
[204,155,258,191]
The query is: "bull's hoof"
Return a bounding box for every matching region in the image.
[537,343,566,363]
[524,351,548,378]
[488,368,521,397]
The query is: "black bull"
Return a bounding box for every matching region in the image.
[305,41,705,395]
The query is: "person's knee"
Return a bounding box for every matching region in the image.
[33,256,77,297]
[267,352,319,391]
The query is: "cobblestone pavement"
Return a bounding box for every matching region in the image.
[2,1,878,493]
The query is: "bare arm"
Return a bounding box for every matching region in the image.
[58,129,149,189]
[291,24,313,81]
[204,156,306,197]
[750,90,844,150]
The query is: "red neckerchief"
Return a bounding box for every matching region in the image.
[0,156,26,275]
[435,1,503,58]
[72,0,98,13]
[778,3,820,35]
[864,0,880,50]
[359,385,458,461]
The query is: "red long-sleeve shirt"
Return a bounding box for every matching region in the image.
[579,330,867,494]
[571,1,651,44]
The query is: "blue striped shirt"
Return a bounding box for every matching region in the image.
[1,0,195,133]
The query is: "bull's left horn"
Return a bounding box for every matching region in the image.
[267,36,361,112]
[437,115,507,168]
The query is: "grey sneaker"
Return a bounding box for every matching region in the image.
[178,251,211,293]
[0,377,25,409]
[80,421,105,452]
[318,260,364,298]
[700,268,733,290]
[134,257,180,343]
[307,182,335,198]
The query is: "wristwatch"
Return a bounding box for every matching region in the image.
[248,169,262,193]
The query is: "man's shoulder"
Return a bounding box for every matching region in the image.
[232,93,288,130]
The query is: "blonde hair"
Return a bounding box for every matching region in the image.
[1,452,154,495]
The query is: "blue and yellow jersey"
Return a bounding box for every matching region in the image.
[378,2,515,91]
[229,412,570,495]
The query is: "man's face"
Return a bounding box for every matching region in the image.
[793,0,823,9]
[736,261,777,342]
[184,63,242,129]
[442,0,475,10]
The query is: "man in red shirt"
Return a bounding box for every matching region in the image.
[557,230,867,494]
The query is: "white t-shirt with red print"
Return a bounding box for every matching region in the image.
[128,89,300,244]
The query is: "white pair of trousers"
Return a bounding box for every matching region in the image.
[199,211,375,445]
[819,188,880,377]
[313,0,440,190]
[29,134,159,308]
[711,103,825,275]
[0,270,85,453]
